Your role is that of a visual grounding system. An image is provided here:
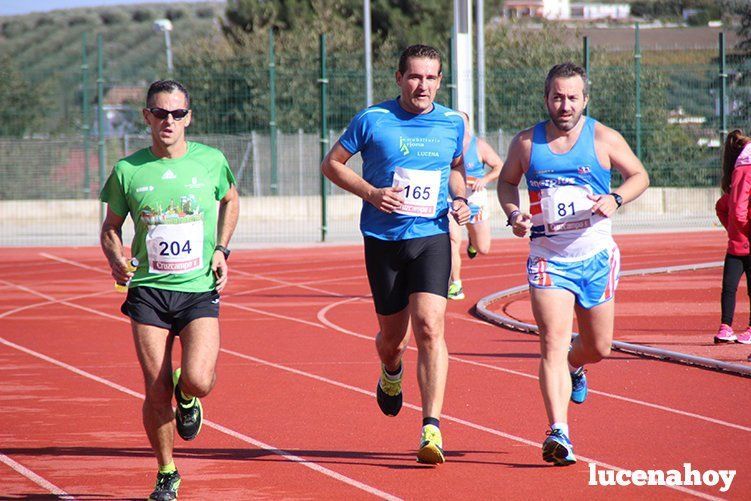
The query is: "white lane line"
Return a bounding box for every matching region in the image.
[39,252,365,302]
[0,290,113,320]
[0,278,723,500]
[223,301,325,329]
[232,268,355,299]
[220,348,721,501]
[318,298,751,434]
[39,253,109,274]
[0,313,400,500]
[225,270,364,299]
[0,453,74,500]
[37,254,751,433]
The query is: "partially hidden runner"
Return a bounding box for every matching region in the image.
[448,111,503,300]
[100,80,239,500]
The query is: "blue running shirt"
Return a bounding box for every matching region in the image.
[339,99,464,241]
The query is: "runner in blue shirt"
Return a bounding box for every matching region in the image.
[321,44,470,465]
[448,111,504,300]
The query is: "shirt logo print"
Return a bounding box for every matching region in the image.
[399,137,410,156]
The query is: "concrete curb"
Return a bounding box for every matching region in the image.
[475,261,751,378]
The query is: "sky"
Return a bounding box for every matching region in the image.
[0,0,223,17]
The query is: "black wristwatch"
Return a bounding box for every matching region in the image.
[452,196,469,205]
[214,245,231,260]
[610,192,623,209]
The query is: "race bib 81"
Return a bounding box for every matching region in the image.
[540,185,594,233]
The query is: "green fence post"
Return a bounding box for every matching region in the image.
[583,35,590,116]
[719,32,727,145]
[634,22,642,160]
[97,33,106,225]
[82,33,91,198]
[319,34,329,242]
[269,29,278,196]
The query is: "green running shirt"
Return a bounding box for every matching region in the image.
[100,142,236,292]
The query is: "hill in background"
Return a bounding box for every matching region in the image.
[1,1,222,83]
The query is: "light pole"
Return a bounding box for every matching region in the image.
[364,0,373,106]
[153,18,174,75]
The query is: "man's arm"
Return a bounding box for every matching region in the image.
[100,207,131,284]
[321,141,405,213]
[448,154,470,225]
[590,125,650,217]
[472,138,503,192]
[212,184,239,292]
[497,131,533,238]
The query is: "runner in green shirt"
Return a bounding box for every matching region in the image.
[100,80,239,501]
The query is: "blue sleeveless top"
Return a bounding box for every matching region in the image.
[464,136,486,178]
[526,116,614,259]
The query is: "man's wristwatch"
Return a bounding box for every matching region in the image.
[452,196,469,206]
[214,245,231,260]
[610,192,623,209]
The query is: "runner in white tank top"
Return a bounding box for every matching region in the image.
[497,62,649,466]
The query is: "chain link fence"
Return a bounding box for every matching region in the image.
[1,28,748,246]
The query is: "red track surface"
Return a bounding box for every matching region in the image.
[1,231,749,500]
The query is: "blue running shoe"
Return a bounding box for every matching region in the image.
[542,429,576,466]
[570,367,587,404]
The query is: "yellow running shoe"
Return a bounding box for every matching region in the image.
[417,424,445,464]
[148,469,181,501]
[376,364,403,416]
[447,281,465,300]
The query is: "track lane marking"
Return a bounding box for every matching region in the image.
[0,453,74,500]
[0,277,729,500]
[35,255,751,433]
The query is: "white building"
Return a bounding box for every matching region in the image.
[502,0,630,21]
[503,0,570,20]
[570,2,630,20]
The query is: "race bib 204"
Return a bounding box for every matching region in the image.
[146,220,204,274]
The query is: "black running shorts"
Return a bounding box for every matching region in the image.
[363,233,451,316]
[121,286,220,334]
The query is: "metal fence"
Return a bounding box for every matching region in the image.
[1,27,748,246]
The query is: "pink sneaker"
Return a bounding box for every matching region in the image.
[736,327,751,345]
[714,324,736,343]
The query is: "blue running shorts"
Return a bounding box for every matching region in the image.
[526,245,620,309]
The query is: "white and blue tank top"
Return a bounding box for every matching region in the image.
[526,116,614,260]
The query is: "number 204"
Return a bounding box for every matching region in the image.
[159,240,192,256]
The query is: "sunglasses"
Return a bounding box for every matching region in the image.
[147,107,190,120]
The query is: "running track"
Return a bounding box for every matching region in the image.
[1,231,749,500]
